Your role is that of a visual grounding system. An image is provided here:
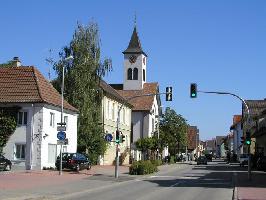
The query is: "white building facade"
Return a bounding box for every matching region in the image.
[99,80,132,165]
[0,66,78,170]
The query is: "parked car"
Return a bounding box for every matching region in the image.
[257,156,266,171]
[0,155,12,171]
[239,154,249,167]
[55,153,91,172]
[197,156,208,165]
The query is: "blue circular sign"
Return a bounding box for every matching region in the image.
[105,133,113,142]
[57,131,66,140]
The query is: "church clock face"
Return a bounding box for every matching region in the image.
[129,55,137,63]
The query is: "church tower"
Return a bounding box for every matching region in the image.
[123,26,147,90]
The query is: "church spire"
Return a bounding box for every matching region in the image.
[123,25,147,57]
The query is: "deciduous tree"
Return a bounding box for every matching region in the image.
[52,21,112,163]
[159,107,188,155]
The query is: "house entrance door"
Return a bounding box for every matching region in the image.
[48,144,57,164]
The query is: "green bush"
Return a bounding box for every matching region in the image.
[129,160,158,175]
[170,156,175,164]
[151,159,163,166]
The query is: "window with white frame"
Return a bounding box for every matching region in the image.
[123,108,125,124]
[50,112,55,127]
[17,111,28,126]
[114,104,117,121]
[15,144,26,160]
[152,118,155,132]
[105,100,108,119]
[112,102,115,121]
[64,116,68,130]
[107,101,110,120]
[120,108,123,123]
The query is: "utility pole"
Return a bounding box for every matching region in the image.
[59,56,73,176]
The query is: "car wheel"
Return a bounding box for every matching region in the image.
[87,164,91,170]
[5,164,11,171]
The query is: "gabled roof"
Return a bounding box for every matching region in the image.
[100,80,133,108]
[112,83,158,111]
[123,26,147,57]
[0,66,78,112]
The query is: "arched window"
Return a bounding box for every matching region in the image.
[133,68,138,80]
[143,69,146,81]
[127,68,132,80]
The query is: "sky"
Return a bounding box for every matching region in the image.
[0,0,265,141]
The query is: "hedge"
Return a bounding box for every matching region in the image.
[129,160,158,175]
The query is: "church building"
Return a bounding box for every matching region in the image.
[111,25,162,161]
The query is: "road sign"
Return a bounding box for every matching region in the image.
[105,133,113,142]
[57,139,68,145]
[57,140,65,145]
[57,126,66,131]
[57,131,66,140]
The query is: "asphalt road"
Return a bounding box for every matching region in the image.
[57,160,234,200]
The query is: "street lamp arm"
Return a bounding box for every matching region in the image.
[198,89,252,181]
[198,90,250,118]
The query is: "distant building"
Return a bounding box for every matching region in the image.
[230,115,243,159]
[0,62,78,170]
[244,100,266,156]
[187,126,199,151]
[205,138,216,155]
[216,136,226,158]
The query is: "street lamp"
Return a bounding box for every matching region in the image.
[59,55,73,176]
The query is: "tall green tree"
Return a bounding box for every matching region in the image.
[52,21,112,163]
[159,107,188,155]
[0,108,18,153]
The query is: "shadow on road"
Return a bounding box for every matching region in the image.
[141,162,240,189]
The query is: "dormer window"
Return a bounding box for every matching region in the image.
[127,68,133,80]
[133,68,138,80]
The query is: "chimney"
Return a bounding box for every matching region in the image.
[13,57,21,67]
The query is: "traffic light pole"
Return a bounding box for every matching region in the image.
[198,90,251,180]
[115,91,170,179]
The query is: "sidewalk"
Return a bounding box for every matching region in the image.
[234,170,266,200]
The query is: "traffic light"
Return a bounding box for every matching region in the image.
[190,83,197,98]
[240,136,245,144]
[121,133,126,143]
[115,130,120,144]
[245,132,251,145]
[166,87,172,101]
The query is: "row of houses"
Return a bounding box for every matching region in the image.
[202,100,266,162]
[0,25,165,170]
[230,100,266,160]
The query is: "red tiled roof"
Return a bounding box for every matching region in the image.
[116,83,158,111]
[100,80,133,108]
[0,66,78,112]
